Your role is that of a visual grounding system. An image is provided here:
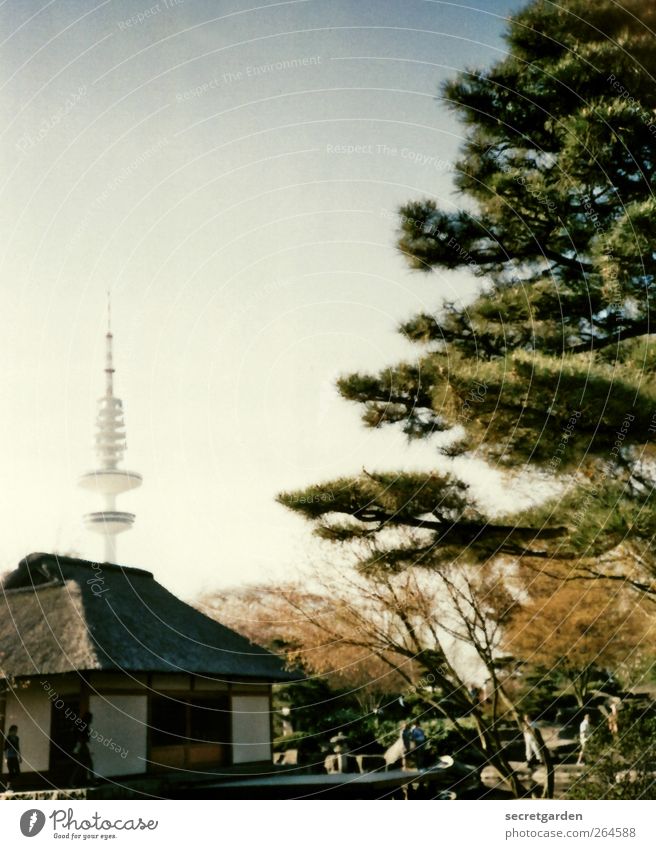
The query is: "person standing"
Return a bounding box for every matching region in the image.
[522,714,542,767]
[398,722,411,769]
[71,712,95,786]
[3,725,21,787]
[607,702,619,736]
[410,720,428,769]
[577,713,592,765]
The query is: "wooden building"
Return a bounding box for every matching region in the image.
[0,553,292,783]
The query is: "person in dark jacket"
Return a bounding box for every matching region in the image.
[4,725,21,785]
[70,713,95,786]
[410,721,428,769]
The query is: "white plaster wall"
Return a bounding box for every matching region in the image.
[4,687,51,773]
[88,694,148,778]
[231,695,271,764]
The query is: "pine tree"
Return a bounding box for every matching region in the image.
[280,0,656,591]
[276,4,656,797]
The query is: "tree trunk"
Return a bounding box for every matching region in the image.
[471,711,530,799]
[533,725,555,799]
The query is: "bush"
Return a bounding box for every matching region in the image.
[273,732,306,753]
[375,716,484,765]
[567,706,656,800]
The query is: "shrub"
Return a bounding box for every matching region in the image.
[568,706,656,800]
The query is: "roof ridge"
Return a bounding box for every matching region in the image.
[1,578,64,596]
[19,552,153,578]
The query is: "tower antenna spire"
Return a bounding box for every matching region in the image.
[79,301,142,563]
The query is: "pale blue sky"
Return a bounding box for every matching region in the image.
[0,0,526,597]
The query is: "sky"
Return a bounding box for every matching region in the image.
[0,0,527,599]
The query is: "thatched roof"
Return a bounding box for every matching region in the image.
[0,553,293,682]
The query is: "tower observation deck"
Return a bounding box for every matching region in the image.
[79,306,142,563]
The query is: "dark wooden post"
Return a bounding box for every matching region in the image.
[0,685,6,788]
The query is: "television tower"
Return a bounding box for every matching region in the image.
[79,298,142,563]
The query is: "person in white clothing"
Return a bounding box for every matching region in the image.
[522,714,542,767]
[577,713,592,765]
